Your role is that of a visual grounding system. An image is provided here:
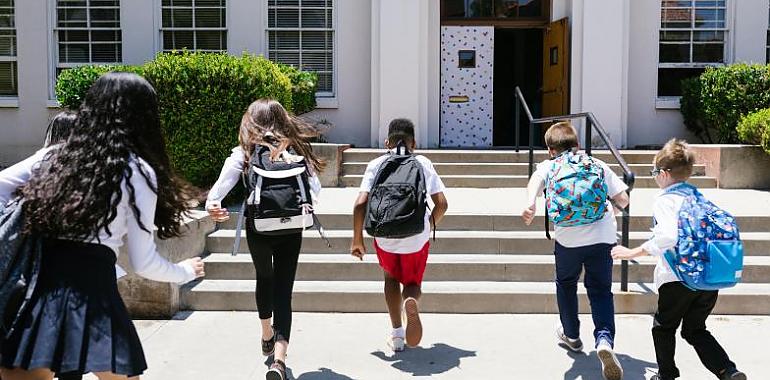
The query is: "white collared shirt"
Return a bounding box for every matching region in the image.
[641,183,687,290]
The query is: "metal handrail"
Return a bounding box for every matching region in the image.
[514,86,636,292]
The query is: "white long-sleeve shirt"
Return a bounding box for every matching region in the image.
[641,183,686,290]
[206,146,321,208]
[0,148,197,285]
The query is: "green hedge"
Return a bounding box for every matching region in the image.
[54,52,315,189]
[737,108,770,154]
[276,63,318,115]
[682,64,770,144]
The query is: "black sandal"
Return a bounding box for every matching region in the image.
[266,359,286,380]
[261,328,276,357]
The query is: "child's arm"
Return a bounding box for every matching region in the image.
[522,173,545,225]
[351,192,369,260]
[612,194,679,260]
[206,148,245,222]
[430,192,448,227]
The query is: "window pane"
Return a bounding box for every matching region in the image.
[301,31,328,50]
[692,43,723,62]
[90,8,120,28]
[662,1,692,7]
[59,30,89,42]
[275,8,299,28]
[316,72,332,93]
[658,67,706,97]
[660,30,691,42]
[57,7,87,28]
[196,30,226,50]
[0,61,17,96]
[694,8,725,28]
[91,30,120,42]
[659,43,690,63]
[661,8,692,28]
[195,7,225,28]
[0,14,13,28]
[693,30,723,42]
[269,30,299,50]
[91,43,121,62]
[301,8,327,28]
[695,0,725,7]
[59,43,90,63]
[170,9,193,28]
[163,30,194,50]
[0,30,15,56]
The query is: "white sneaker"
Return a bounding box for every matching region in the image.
[556,325,584,352]
[596,339,623,380]
[403,297,423,348]
[387,335,405,352]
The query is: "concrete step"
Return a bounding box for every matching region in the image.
[342,162,707,177]
[202,253,770,283]
[342,149,660,165]
[339,174,717,189]
[206,230,770,256]
[182,280,770,314]
[216,212,770,233]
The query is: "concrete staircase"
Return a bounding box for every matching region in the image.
[182,150,770,314]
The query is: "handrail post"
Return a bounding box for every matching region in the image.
[621,190,631,292]
[528,121,534,177]
[515,95,520,152]
[584,116,593,156]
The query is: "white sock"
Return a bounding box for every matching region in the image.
[392,327,405,338]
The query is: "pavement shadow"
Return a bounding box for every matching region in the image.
[371,343,477,377]
[563,350,658,380]
[286,367,356,380]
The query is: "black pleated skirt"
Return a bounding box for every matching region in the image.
[1,239,147,377]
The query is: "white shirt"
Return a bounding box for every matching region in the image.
[206,146,322,208]
[530,157,629,248]
[359,152,446,254]
[0,147,197,285]
[641,183,686,290]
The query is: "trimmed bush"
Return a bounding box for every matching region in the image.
[55,64,143,110]
[276,63,318,115]
[699,64,770,143]
[737,108,770,154]
[679,77,714,143]
[142,52,293,187]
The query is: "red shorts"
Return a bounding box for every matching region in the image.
[374,241,430,286]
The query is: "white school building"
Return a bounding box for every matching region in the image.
[1,0,769,164]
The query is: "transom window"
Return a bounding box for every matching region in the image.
[658,0,728,97]
[441,0,547,20]
[266,0,334,96]
[161,0,227,52]
[54,0,122,79]
[0,0,16,96]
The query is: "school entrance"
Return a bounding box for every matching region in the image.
[439,0,569,148]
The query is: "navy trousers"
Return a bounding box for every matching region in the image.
[554,242,616,347]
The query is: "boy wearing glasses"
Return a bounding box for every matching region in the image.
[611,139,746,380]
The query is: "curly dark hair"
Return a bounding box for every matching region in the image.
[21,72,193,240]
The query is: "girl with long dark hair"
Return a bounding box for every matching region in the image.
[0,72,205,380]
[206,99,325,380]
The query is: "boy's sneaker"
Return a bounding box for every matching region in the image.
[721,368,747,380]
[388,335,405,352]
[403,297,423,348]
[596,339,623,380]
[556,325,584,352]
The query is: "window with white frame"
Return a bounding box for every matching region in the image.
[659,0,727,98]
[54,0,122,79]
[266,0,334,96]
[0,0,17,97]
[161,0,227,52]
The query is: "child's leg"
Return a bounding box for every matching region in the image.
[680,290,737,377]
[383,272,403,328]
[554,242,584,339]
[652,282,694,379]
[246,228,276,340]
[271,233,303,364]
[582,243,616,346]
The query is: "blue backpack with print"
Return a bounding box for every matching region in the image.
[663,183,743,291]
[545,151,609,227]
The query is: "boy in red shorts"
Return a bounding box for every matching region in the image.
[351,118,448,352]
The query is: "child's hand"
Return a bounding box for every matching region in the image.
[350,240,366,261]
[521,204,536,225]
[182,257,206,278]
[611,246,639,260]
[206,204,230,223]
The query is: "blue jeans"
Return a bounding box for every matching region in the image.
[554,242,616,347]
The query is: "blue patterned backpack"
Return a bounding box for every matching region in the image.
[545,151,609,227]
[663,183,743,291]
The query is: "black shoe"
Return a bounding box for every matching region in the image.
[266,359,286,380]
[262,328,276,357]
[721,368,747,380]
[651,372,674,380]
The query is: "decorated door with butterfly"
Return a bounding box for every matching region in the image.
[440,26,494,148]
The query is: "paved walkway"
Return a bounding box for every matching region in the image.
[84,312,769,379]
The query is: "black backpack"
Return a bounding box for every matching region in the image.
[364,144,432,239]
[231,146,329,255]
[0,199,42,341]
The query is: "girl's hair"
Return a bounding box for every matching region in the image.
[21,72,193,240]
[44,111,77,147]
[238,99,326,174]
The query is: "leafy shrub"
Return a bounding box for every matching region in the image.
[142,52,293,187]
[698,64,770,143]
[276,63,318,115]
[737,108,770,154]
[55,64,143,110]
[679,77,714,143]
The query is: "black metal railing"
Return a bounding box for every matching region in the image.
[514,86,636,291]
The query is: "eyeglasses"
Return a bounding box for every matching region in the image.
[650,167,669,177]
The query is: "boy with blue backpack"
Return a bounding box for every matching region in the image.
[611,139,746,380]
[521,122,629,380]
